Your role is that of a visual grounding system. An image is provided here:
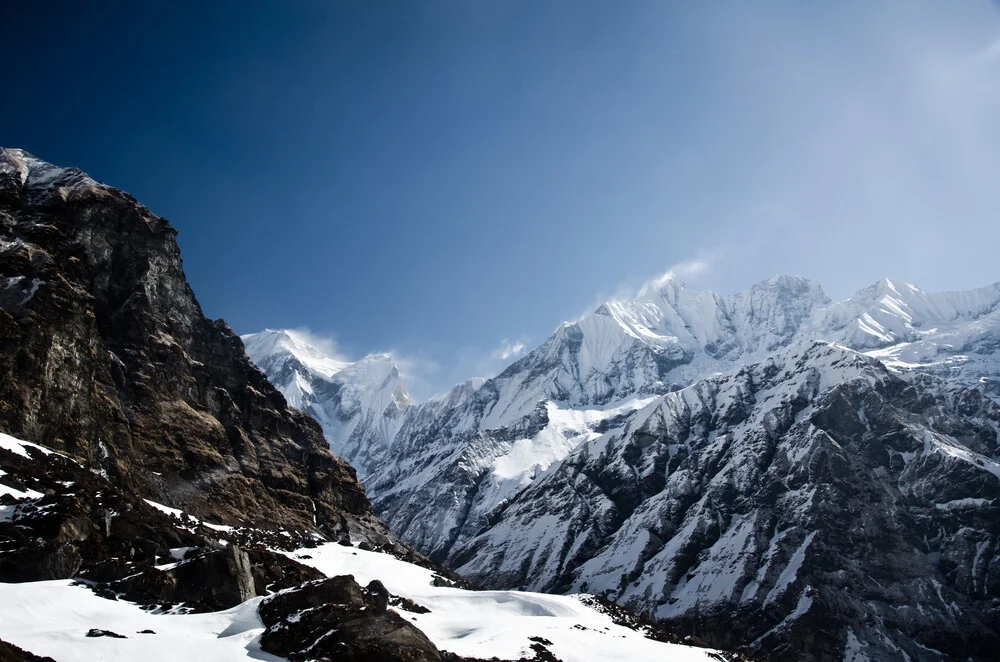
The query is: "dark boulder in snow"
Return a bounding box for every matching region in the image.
[258,575,442,662]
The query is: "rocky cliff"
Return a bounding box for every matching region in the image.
[0,148,384,538]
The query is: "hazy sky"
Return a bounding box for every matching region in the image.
[3,1,999,398]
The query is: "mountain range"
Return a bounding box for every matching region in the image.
[246,271,1000,660]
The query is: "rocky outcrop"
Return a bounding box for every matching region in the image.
[0,430,324,613]
[0,148,386,539]
[259,576,443,662]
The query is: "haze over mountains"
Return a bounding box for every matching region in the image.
[247,272,1000,660]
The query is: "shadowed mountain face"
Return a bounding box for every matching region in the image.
[0,148,386,538]
[447,343,1000,660]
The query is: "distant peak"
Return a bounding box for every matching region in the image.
[757,274,813,288]
[855,278,922,301]
[745,275,829,303]
[242,327,350,380]
[636,271,686,299]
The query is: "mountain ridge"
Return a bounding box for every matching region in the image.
[249,270,1000,661]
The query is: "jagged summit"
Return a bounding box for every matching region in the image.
[1,148,108,203]
[242,328,352,382]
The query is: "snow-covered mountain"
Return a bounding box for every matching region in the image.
[247,274,1000,660]
[241,329,412,477]
[449,341,1000,659]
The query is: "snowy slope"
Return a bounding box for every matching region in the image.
[279,542,719,662]
[0,582,279,662]
[0,548,721,662]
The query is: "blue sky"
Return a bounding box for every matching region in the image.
[3,1,1000,398]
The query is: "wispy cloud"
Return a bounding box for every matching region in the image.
[287,327,349,362]
[492,338,526,361]
[635,252,718,297]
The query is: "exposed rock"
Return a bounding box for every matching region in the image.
[168,545,256,611]
[258,575,443,662]
[248,547,326,595]
[85,629,126,639]
[0,639,56,662]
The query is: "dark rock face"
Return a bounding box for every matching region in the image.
[169,545,256,610]
[0,148,383,537]
[258,576,443,662]
[0,439,197,585]
[0,638,55,662]
[0,435,326,613]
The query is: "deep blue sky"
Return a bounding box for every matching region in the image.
[3,1,1000,397]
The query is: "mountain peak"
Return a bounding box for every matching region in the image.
[1,147,104,201]
[242,327,413,467]
[855,277,922,301]
[636,270,687,300]
[752,274,827,296]
[242,328,350,380]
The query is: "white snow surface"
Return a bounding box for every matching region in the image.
[0,544,717,662]
[0,581,281,662]
[0,432,54,459]
[280,541,718,662]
